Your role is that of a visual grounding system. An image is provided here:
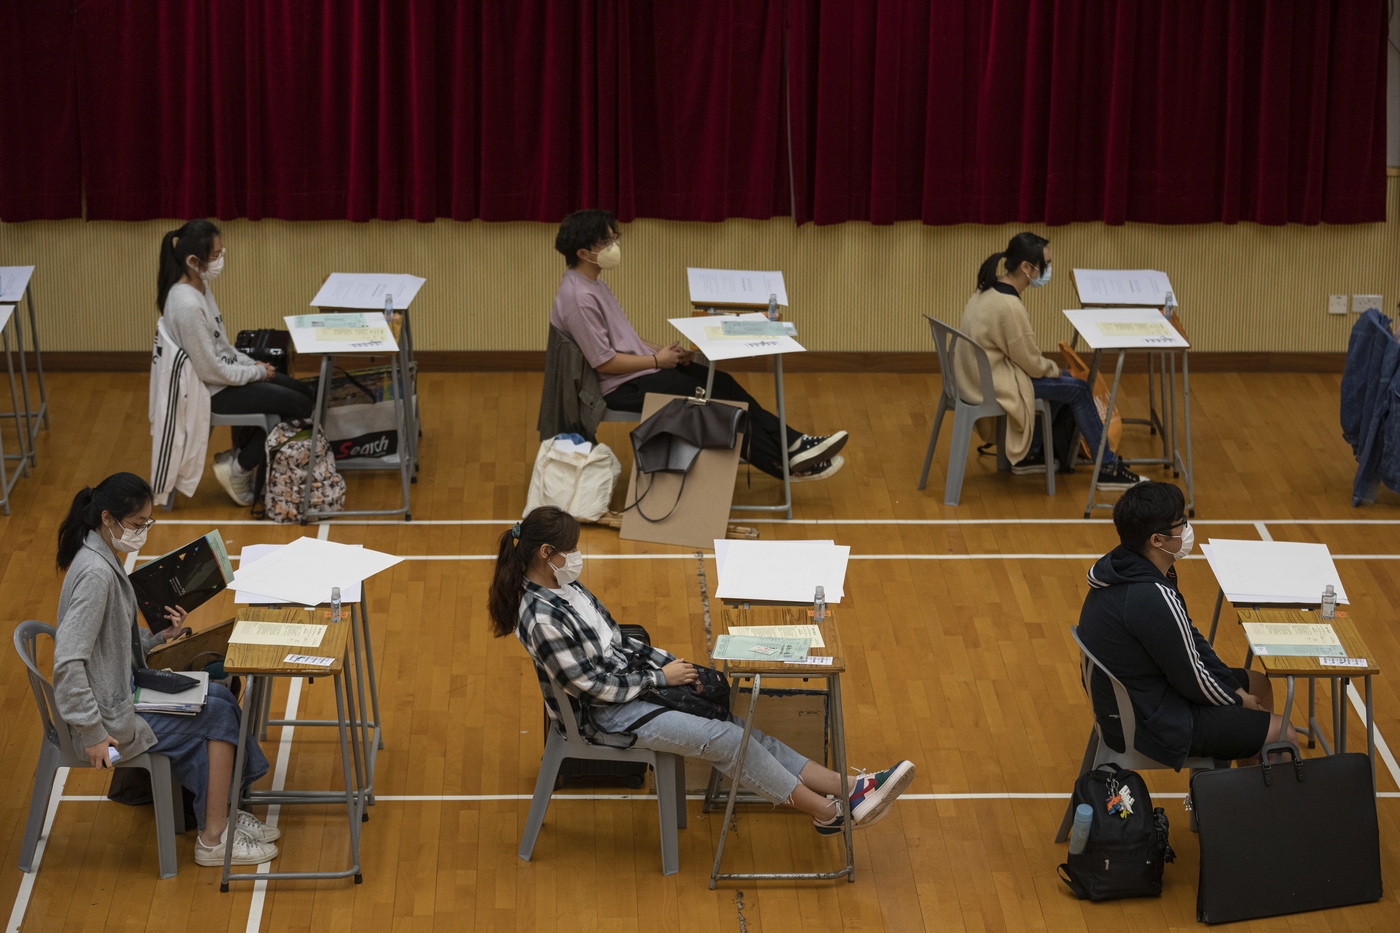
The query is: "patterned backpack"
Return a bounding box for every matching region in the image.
[263,420,346,523]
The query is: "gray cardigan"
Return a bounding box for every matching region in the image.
[162,282,263,394]
[53,531,163,756]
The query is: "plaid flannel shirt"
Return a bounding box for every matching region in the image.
[517,579,676,743]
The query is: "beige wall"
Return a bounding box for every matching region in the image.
[2,178,1397,356]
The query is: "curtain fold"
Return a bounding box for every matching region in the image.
[0,0,1388,225]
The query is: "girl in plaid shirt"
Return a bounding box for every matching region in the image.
[489,506,914,835]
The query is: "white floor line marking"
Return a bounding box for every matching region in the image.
[383,552,1400,562]
[7,768,68,933]
[245,676,303,933]
[1347,683,1400,791]
[142,517,1400,527]
[317,523,331,541]
[1254,522,1273,541]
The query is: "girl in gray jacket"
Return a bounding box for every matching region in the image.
[54,472,281,867]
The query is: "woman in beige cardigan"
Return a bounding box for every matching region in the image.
[954,232,1143,490]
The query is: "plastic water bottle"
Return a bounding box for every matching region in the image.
[1320,584,1336,621]
[1068,804,1093,855]
[1163,290,1175,321]
[767,292,779,322]
[384,292,394,325]
[331,586,342,624]
[813,585,826,623]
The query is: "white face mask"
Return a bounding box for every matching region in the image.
[1028,262,1051,288]
[1156,522,1194,562]
[592,243,621,270]
[551,549,584,587]
[200,254,225,281]
[108,522,148,553]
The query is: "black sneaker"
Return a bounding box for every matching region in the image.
[789,431,848,471]
[1097,461,1146,490]
[790,454,845,483]
[1010,451,1057,475]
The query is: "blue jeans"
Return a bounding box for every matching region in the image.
[591,699,809,805]
[1029,374,1117,468]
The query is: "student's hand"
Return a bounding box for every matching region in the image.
[260,362,277,380]
[654,344,687,369]
[675,347,694,366]
[661,659,699,686]
[86,736,119,769]
[1237,689,1262,711]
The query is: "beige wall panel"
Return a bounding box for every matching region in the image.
[2,178,1396,355]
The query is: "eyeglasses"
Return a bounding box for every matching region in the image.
[1153,518,1187,537]
[124,518,157,532]
[594,234,621,249]
[209,247,227,260]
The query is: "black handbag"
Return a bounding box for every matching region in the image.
[627,664,732,729]
[1058,763,1173,902]
[1192,743,1382,924]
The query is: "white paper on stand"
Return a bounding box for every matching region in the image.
[229,621,327,648]
[1062,308,1189,350]
[235,544,363,603]
[686,268,788,307]
[1072,269,1174,306]
[0,305,15,332]
[311,272,426,310]
[231,537,402,606]
[283,312,399,354]
[669,313,805,362]
[713,539,849,603]
[0,266,35,302]
[1201,540,1349,605]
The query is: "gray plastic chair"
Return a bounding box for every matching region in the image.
[917,315,1054,505]
[15,620,186,879]
[519,679,686,875]
[1055,625,1226,842]
[162,412,281,512]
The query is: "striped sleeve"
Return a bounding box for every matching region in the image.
[1151,583,1238,706]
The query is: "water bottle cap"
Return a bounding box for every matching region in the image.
[1324,585,1335,594]
[814,585,824,598]
[332,586,341,599]
[1076,804,1093,816]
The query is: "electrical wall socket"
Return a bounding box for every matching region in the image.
[1353,294,1383,315]
[1329,295,1349,315]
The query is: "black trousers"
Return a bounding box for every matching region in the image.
[603,363,803,478]
[209,373,316,470]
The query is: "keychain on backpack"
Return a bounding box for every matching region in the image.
[1105,777,1134,819]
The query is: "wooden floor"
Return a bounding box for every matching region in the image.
[0,368,1397,932]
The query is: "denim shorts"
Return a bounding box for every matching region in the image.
[140,683,269,830]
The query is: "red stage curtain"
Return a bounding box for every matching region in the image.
[0,1,83,221]
[787,0,1389,226]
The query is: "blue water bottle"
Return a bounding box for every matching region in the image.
[1068,804,1093,855]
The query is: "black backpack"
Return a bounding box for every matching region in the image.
[1058,763,1174,901]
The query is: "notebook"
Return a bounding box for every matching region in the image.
[133,670,210,715]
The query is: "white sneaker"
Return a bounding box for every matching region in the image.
[237,809,281,843]
[212,450,256,507]
[193,825,279,866]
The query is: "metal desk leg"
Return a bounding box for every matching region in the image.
[1181,350,1195,516]
[1366,676,1375,788]
[710,673,762,889]
[298,355,333,524]
[1280,676,1296,734]
[222,674,260,891]
[1167,352,1178,477]
[2,325,31,481]
[340,655,368,822]
[773,354,792,519]
[1082,350,1126,518]
[1206,588,1225,645]
[24,286,48,432]
[829,674,854,883]
[348,604,375,802]
[1339,677,1349,754]
[356,599,385,751]
[334,668,365,879]
[9,300,35,467]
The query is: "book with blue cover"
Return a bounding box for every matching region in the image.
[712,634,811,661]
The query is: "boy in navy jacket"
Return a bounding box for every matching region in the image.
[1078,482,1297,768]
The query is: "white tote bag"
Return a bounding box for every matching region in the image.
[525,435,621,522]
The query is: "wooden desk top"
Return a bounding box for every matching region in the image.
[717,606,844,675]
[224,606,350,675]
[1236,607,1380,677]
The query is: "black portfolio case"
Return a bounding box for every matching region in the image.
[552,624,652,789]
[1191,744,1381,924]
[235,328,295,375]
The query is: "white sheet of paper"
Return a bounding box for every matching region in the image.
[231,536,402,606]
[284,653,335,667]
[724,624,826,648]
[235,543,363,603]
[1062,308,1189,349]
[669,313,805,361]
[229,620,327,648]
[686,268,787,307]
[283,312,399,354]
[1201,540,1349,605]
[713,540,849,603]
[1072,269,1174,306]
[714,539,835,581]
[785,656,834,666]
[310,272,426,310]
[0,266,35,302]
[0,305,14,333]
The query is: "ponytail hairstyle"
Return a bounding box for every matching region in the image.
[57,472,154,570]
[156,218,221,313]
[487,506,581,637]
[976,231,1050,292]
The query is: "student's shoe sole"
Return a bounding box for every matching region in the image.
[790,454,845,483]
[849,760,916,828]
[789,431,849,471]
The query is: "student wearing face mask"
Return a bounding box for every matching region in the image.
[51,472,280,867]
[156,219,316,506]
[548,209,849,482]
[490,506,916,836]
[956,231,1143,490]
[1077,482,1297,767]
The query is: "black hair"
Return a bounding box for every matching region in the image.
[976,231,1050,292]
[554,209,618,268]
[156,219,221,313]
[1112,481,1187,555]
[57,472,154,570]
[487,506,582,637]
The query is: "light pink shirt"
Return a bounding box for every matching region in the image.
[549,269,659,396]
